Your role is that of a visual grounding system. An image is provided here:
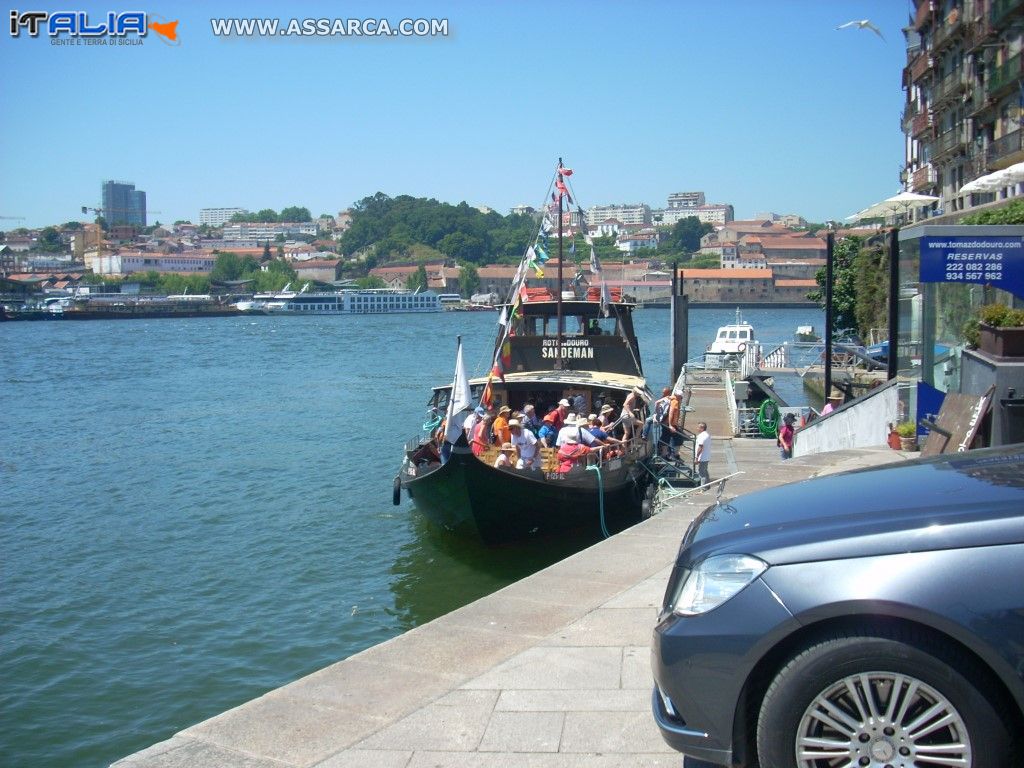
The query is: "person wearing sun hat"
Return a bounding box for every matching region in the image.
[493,441,517,469]
[508,418,538,469]
[493,404,512,445]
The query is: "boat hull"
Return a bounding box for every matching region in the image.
[401,445,651,545]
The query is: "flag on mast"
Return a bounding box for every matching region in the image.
[443,338,473,445]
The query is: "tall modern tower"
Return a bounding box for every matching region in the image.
[101,180,147,226]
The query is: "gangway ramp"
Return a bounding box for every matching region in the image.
[682,367,733,438]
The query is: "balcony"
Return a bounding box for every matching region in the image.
[910,52,934,82]
[933,69,967,104]
[987,128,1024,167]
[933,9,963,51]
[933,127,967,159]
[986,51,1023,97]
[912,164,939,192]
[991,0,1024,28]
[914,0,934,30]
[912,110,935,137]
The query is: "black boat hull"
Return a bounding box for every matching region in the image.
[401,445,651,545]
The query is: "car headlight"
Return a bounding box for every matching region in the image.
[670,554,767,616]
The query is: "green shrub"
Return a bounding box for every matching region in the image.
[896,421,917,438]
[977,303,1024,328]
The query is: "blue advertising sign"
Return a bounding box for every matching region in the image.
[919,235,1024,299]
[916,381,946,441]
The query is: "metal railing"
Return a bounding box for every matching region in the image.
[986,129,1024,166]
[986,51,1022,96]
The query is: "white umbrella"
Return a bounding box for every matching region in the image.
[958,162,1024,195]
[849,191,941,221]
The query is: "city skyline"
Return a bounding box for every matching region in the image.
[1,1,908,229]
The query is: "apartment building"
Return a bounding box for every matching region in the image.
[220,221,318,240]
[199,208,248,226]
[902,0,1024,220]
[585,204,651,226]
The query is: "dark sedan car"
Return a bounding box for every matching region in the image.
[652,445,1024,768]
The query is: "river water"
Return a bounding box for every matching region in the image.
[0,305,821,767]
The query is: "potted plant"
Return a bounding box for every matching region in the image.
[896,421,918,451]
[975,303,1024,358]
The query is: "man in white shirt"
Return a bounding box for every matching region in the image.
[694,421,711,489]
[508,419,539,469]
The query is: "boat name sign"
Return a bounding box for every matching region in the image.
[541,338,595,360]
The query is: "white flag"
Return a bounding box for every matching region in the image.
[600,280,611,318]
[589,245,602,276]
[444,339,473,444]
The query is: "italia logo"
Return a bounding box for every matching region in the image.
[9,10,179,44]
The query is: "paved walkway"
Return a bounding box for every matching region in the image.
[113,440,908,768]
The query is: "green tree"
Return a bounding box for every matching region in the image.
[668,217,713,253]
[257,208,278,222]
[62,221,83,230]
[210,252,242,283]
[36,227,64,252]
[808,236,860,332]
[406,264,429,291]
[95,216,108,232]
[262,242,272,261]
[279,206,312,222]
[458,263,480,296]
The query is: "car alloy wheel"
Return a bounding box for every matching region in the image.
[795,672,969,767]
[756,630,1013,768]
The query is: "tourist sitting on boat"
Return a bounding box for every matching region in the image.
[585,415,623,457]
[537,411,559,447]
[493,442,517,469]
[556,435,591,473]
[555,414,600,448]
[509,419,539,469]
[599,403,616,428]
[471,413,493,457]
[493,405,512,445]
[521,403,541,434]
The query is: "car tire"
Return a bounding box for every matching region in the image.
[756,629,1013,768]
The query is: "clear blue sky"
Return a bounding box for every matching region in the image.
[1,1,912,229]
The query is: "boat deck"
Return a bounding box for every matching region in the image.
[112,441,909,768]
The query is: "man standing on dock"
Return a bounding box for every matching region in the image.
[694,422,711,490]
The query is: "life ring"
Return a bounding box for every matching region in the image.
[392,476,401,506]
[757,399,780,438]
[737,342,747,354]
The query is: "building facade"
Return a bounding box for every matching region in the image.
[585,204,651,226]
[220,222,318,240]
[667,192,705,210]
[199,208,248,227]
[101,180,146,226]
[902,0,1024,222]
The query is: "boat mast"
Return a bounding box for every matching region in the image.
[555,157,564,370]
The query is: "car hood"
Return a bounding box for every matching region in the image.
[679,445,1024,567]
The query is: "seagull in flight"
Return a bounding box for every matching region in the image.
[836,19,885,40]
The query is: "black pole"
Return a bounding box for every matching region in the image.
[887,228,899,380]
[555,158,564,370]
[824,230,834,403]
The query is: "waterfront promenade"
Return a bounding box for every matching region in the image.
[113,439,906,768]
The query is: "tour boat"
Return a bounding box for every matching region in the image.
[704,308,758,367]
[396,162,655,545]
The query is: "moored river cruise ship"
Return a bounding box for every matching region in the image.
[239,287,444,314]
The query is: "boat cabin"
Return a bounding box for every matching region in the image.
[707,321,755,355]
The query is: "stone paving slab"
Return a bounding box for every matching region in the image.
[114,440,908,768]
